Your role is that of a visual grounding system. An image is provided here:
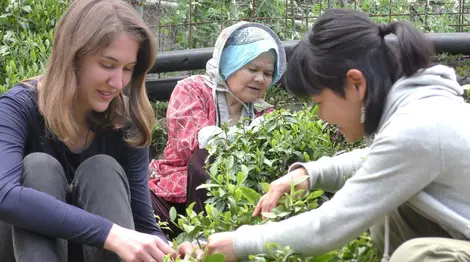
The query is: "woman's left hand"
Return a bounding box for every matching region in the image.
[205,232,239,262]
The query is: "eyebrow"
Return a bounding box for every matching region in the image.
[101,55,137,65]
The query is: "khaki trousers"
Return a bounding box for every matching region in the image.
[371,204,470,262]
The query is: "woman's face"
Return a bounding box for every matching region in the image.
[75,32,139,114]
[312,70,366,142]
[226,51,275,103]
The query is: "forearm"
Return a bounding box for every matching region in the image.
[127,146,169,242]
[131,184,169,242]
[288,147,370,192]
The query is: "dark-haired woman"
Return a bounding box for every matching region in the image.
[202,8,470,262]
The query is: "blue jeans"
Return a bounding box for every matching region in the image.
[0,153,134,262]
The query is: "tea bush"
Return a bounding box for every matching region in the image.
[0,0,69,94]
[167,106,380,262]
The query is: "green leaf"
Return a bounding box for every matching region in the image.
[310,253,334,262]
[186,202,196,215]
[233,150,245,159]
[260,182,271,193]
[224,211,231,222]
[169,207,177,222]
[241,164,252,176]
[226,155,234,169]
[196,183,223,190]
[202,253,225,262]
[276,211,291,217]
[239,186,261,205]
[9,60,17,71]
[228,196,237,208]
[182,224,196,233]
[236,171,247,185]
[260,212,278,219]
[311,190,324,199]
[22,5,32,13]
[273,205,287,212]
[205,204,214,217]
[293,175,309,186]
[304,151,311,162]
[293,151,304,160]
[234,188,243,201]
[209,160,220,176]
[218,188,226,197]
[263,158,273,167]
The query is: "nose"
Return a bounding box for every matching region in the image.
[108,70,124,90]
[253,72,265,83]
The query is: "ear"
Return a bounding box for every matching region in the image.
[346,69,367,102]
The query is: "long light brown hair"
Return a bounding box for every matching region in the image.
[38,0,156,147]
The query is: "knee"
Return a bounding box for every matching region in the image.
[77,155,124,178]
[74,155,132,211]
[22,153,67,188]
[23,153,63,174]
[394,238,427,252]
[75,154,129,189]
[389,238,438,262]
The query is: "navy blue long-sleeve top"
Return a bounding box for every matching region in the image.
[0,83,167,248]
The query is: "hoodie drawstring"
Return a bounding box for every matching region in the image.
[381,215,391,262]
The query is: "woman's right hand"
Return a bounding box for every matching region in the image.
[253,167,310,217]
[104,224,177,262]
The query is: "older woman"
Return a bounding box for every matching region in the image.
[148,21,286,236]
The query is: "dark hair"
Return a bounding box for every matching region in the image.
[285,8,435,135]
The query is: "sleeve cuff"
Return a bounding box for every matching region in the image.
[198,125,223,149]
[96,219,115,248]
[233,225,266,260]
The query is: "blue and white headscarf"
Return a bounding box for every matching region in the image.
[219,26,281,85]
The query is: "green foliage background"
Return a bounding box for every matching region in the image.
[156,0,469,51]
[0,0,69,93]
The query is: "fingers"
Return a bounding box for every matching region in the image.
[146,248,164,262]
[132,248,157,262]
[183,247,204,260]
[252,195,264,217]
[194,248,204,260]
[134,237,175,262]
[177,241,196,259]
[263,190,283,213]
[155,238,177,259]
[197,251,205,262]
[253,189,284,218]
[205,232,238,262]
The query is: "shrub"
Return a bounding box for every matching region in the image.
[167,106,378,262]
[0,0,69,94]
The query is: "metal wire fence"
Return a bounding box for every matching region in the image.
[129,0,469,53]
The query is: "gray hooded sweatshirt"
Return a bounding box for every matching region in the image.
[233,65,470,259]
